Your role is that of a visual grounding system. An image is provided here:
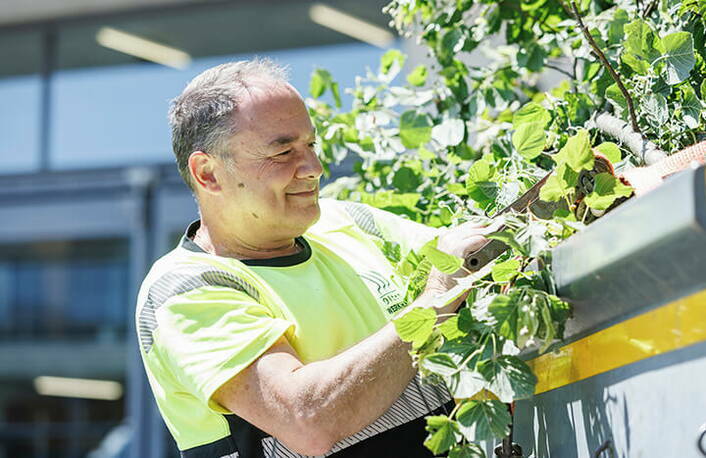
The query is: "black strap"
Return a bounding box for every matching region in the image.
[180,402,453,458]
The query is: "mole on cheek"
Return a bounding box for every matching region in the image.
[251,212,259,219]
[237,183,245,188]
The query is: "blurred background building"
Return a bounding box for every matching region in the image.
[0,1,400,456]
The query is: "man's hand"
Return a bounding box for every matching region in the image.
[423,221,492,314]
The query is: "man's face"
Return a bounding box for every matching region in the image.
[214,81,323,245]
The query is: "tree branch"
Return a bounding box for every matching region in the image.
[544,63,574,78]
[643,0,659,18]
[570,1,641,134]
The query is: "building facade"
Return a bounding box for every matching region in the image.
[0,1,391,456]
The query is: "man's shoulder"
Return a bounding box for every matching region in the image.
[136,246,259,310]
[311,198,377,235]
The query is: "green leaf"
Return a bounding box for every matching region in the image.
[380,49,406,75]
[407,64,428,86]
[583,173,633,210]
[448,444,486,458]
[330,81,341,108]
[643,93,668,125]
[393,307,437,347]
[438,29,466,63]
[467,181,499,207]
[512,102,551,128]
[439,315,463,340]
[420,353,458,377]
[432,118,466,147]
[478,356,537,402]
[516,292,541,348]
[487,231,525,256]
[456,400,511,442]
[491,259,520,283]
[420,238,464,274]
[515,221,549,258]
[393,167,423,192]
[660,32,695,85]
[538,297,556,353]
[553,129,594,172]
[622,52,649,74]
[512,122,546,160]
[309,69,341,107]
[439,308,476,341]
[418,145,436,160]
[608,9,630,45]
[605,83,627,112]
[467,159,495,183]
[624,20,662,64]
[487,293,519,340]
[377,239,401,265]
[539,163,579,202]
[680,85,702,129]
[447,368,489,399]
[400,111,433,149]
[404,258,433,303]
[424,416,460,455]
[596,142,622,164]
[465,159,498,207]
[517,43,546,72]
[309,69,330,98]
[447,182,468,196]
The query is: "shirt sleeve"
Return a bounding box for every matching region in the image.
[155,285,293,413]
[336,199,442,256]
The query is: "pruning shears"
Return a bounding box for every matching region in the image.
[463,155,615,272]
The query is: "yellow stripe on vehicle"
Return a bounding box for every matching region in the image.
[528,288,706,395]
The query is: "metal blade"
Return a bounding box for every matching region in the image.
[464,171,553,272]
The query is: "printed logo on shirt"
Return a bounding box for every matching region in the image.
[359,271,407,315]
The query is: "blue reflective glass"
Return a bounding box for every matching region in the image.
[0,239,129,340]
[50,42,387,169]
[0,75,42,173]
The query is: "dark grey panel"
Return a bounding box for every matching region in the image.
[552,165,706,342]
[515,340,706,458]
[0,341,126,379]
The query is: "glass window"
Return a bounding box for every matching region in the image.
[50,41,385,170]
[0,30,42,174]
[49,0,389,170]
[0,238,129,341]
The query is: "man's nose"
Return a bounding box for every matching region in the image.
[296,148,324,180]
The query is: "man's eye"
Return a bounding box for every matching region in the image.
[276,150,292,157]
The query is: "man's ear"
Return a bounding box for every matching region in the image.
[188,151,222,194]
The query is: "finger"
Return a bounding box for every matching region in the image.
[476,219,504,235]
[455,220,489,230]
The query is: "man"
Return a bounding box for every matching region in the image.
[136,59,488,457]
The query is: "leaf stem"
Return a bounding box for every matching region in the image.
[448,400,463,419]
[569,1,641,133]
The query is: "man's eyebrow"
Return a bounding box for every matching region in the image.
[268,129,317,147]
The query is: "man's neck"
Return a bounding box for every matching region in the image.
[194,221,300,260]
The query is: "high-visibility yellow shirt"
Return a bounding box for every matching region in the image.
[136,199,450,457]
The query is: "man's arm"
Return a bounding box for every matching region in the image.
[213,223,488,456]
[213,309,419,455]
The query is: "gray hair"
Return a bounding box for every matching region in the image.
[168,58,289,191]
